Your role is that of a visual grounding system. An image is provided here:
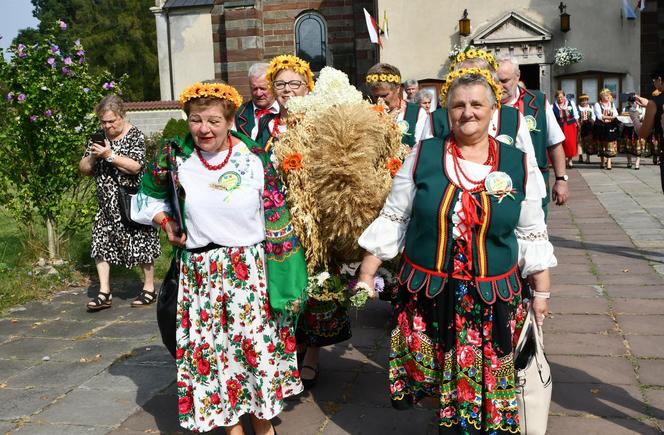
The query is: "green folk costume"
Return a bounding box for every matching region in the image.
[389,136,528,434]
[515,87,551,217]
[140,131,308,315]
[234,101,257,138]
[401,102,421,146]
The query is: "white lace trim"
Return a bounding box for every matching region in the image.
[516,230,549,241]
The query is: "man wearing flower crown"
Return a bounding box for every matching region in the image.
[234,62,280,141]
[497,54,568,218]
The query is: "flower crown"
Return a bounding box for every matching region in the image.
[365,73,401,85]
[179,82,243,109]
[440,68,502,107]
[449,47,498,71]
[266,55,315,91]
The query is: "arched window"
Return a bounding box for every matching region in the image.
[295,11,327,72]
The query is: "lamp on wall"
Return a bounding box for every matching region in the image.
[559,2,570,32]
[459,9,471,37]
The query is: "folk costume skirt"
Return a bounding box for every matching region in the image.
[175,244,303,431]
[296,298,352,347]
[389,275,527,434]
[561,122,578,158]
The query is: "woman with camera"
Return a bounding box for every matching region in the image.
[78,94,161,311]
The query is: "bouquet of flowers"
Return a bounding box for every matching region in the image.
[554,46,583,67]
[306,264,398,308]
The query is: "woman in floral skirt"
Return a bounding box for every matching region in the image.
[133,82,306,434]
[577,94,596,163]
[356,69,556,434]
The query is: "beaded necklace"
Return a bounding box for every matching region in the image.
[195,134,233,171]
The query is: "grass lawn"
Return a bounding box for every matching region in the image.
[0,207,174,314]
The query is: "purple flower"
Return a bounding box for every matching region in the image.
[74,39,81,46]
[102,82,116,90]
[17,94,25,102]
[17,43,27,58]
[6,92,14,101]
[57,20,67,30]
[83,87,90,93]
[29,115,38,122]
[44,109,53,117]
[76,49,84,57]
[79,56,85,64]
[61,67,70,75]
[63,56,72,65]
[47,57,56,68]
[50,44,59,54]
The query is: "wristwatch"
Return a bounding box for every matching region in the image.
[555,174,568,182]
[105,152,115,163]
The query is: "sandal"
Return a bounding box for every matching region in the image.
[131,289,157,307]
[300,364,319,390]
[87,292,112,312]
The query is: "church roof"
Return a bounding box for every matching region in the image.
[163,0,214,9]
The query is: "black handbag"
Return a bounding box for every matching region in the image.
[109,165,152,230]
[157,253,180,358]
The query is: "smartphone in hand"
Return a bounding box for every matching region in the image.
[90,132,106,145]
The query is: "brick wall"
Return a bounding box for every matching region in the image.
[214,0,377,99]
[126,109,186,137]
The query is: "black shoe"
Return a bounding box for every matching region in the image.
[300,364,319,390]
[391,394,413,410]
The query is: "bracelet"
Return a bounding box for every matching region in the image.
[532,291,551,299]
[160,216,173,232]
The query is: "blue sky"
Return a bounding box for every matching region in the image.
[1,0,39,58]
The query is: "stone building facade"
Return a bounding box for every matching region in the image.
[152,0,377,100]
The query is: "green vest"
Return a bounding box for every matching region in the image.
[402,102,420,146]
[398,136,527,304]
[234,102,256,139]
[430,106,520,148]
[519,88,549,169]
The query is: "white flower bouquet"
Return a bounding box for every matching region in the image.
[554,46,583,67]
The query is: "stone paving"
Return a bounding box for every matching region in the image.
[1,155,663,434]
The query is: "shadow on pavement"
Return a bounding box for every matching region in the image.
[550,235,664,263]
[550,361,660,433]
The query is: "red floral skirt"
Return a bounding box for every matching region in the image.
[389,277,526,434]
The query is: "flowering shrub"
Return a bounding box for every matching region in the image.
[0,21,123,258]
[554,46,583,67]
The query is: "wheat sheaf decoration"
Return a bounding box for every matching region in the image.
[272,67,404,273]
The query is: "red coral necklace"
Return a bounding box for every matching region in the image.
[196,133,233,171]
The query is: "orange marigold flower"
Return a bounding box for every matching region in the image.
[371,105,385,114]
[282,153,303,173]
[387,158,402,177]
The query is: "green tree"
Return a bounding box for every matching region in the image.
[15,0,158,101]
[0,20,123,259]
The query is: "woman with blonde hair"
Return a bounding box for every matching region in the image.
[594,88,619,170]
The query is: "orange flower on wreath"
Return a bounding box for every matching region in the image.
[371,104,385,114]
[387,157,402,177]
[282,153,303,173]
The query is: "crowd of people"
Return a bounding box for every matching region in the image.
[77,48,664,434]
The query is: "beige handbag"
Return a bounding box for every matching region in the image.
[514,308,552,435]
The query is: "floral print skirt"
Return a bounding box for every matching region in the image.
[175,244,303,432]
[296,298,352,347]
[389,277,526,434]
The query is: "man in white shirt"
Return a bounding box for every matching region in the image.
[497,55,569,215]
[234,63,280,140]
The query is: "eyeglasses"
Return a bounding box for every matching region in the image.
[273,80,306,90]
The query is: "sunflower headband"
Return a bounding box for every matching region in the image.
[179,82,243,109]
[440,68,502,107]
[365,73,401,85]
[449,47,499,72]
[266,54,315,91]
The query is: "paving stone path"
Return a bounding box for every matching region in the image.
[0,155,663,434]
